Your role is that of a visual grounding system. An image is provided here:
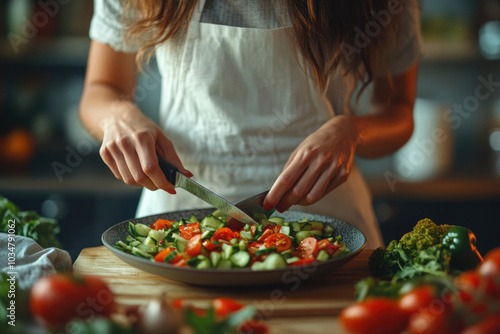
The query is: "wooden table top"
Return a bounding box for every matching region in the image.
[74,246,373,333]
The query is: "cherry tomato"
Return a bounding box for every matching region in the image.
[298,237,319,259]
[238,320,269,334]
[211,227,236,243]
[151,219,174,230]
[407,306,459,334]
[478,248,500,277]
[179,222,201,240]
[257,229,274,243]
[186,234,202,257]
[456,270,500,304]
[264,233,292,252]
[340,298,408,334]
[213,297,244,317]
[398,286,437,316]
[202,239,218,251]
[461,313,500,334]
[30,273,114,329]
[288,258,315,267]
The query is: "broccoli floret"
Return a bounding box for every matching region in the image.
[391,218,453,258]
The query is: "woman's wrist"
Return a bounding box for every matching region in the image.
[326,115,363,149]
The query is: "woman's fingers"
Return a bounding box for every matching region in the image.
[156,132,193,178]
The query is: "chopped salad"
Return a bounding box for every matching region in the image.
[114,213,350,270]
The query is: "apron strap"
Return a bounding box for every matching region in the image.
[187,0,206,40]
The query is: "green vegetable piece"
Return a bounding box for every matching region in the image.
[441,226,483,271]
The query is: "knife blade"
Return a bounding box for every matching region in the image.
[157,154,258,225]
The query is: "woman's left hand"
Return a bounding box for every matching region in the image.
[263,115,361,213]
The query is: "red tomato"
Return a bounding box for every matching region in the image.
[478,248,500,277]
[298,237,319,259]
[257,229,274,243]
[30,273,114,329]
[264,233,292,252]
[318,239,330,250]
[151,219,174,230]
[154,247,174,262]
[288,258,315,267]
[202,239,218,251]
[250,225,257,237]
[179,222,201,240]
[326,244,340,256]
[461,313,500,334]
[211,227,236,243]
[213,297,244,317]
[398,286,437,316]
[233,231,242,239]
[407,306,459,334]
[340,298,408,334]
[186,234,202,257]
[456,270,500,304]
[248,242,263,256]
[238,320,269,334]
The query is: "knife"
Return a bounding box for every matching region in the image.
[157,154,259,225]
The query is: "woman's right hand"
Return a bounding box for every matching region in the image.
[99,101,192,193]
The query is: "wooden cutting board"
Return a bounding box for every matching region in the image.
[74,247,371,316]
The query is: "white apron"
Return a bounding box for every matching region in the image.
[136,0,384,248]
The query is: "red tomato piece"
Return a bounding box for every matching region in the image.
[233,231,242,239]
[179,222,201,240]
[257,229,274,243]
[213,297,244,318]
[318,239,330,250]
[202,239,218,251]
[288,258,315,267]
[248,242,263,256]
[151,219,174,230]
[211,227,236,243]
[264,233,292,252]
[298,237,319,259]
[461,313,500,334]
[250,225,257,237]
[340,298,409,334]
[186,234,202,257]
[154,247,174,262]
[238,320,269,334]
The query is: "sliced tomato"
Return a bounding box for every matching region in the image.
[250,225,257,237]
[151,219,175,230]
[203,239,218,251]
[318,239,330,250]
[186,234,202,257]
[179,222,201,240]
[211,227,235,243]
[154,247,175,263]
[213,298,244,318]
[326,244,340,256]
[257,229,274,243]
[248,242,263,256]
[173,258,187,267]
[233,231,242,240]
[264,233,292,252]
[238,320,269,334]
[298,237,319,259]
[288,258,315,267]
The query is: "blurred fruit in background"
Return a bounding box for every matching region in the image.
[0,127,36,173]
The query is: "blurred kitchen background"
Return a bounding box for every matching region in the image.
[1,0,500,260]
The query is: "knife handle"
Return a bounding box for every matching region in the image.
[157,154,178,186]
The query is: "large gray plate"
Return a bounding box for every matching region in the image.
[102,209,366,286]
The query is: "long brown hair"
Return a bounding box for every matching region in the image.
[125,0,403,95]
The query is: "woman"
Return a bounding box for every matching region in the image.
[80,0,422,248]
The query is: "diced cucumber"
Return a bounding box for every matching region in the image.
[251,261,265,271]
[148,229,166,243]
[263,253,287,270]
[189,215,199,223]
[129,240,141,247]
[261,219,274,228]
[316,249,329,262]
[309,221,325,231]
[230,251,250,268]
[125,235,136,243]
[324,225,334,236]
[164,251,179,263]
[201,215,224,230]
[210,251,222,267]
[179,219,189,226]
[222,243,236,260]
[128,222,137,237]
[243,224,251,231]
[280,249,293,256]
[217,260,232,269]
[300,223,312,231]
[286,256,300,264]
[238,240,247,251]
[187,257,201,267]
[295,230,322,243]
[143,236,157,248]
[268,217,285,225]
[197,257,211,269]
[280,226,291,236]
[116,240,130,251]
[291,222,301,232]
[201,229,214,240]
[136,236,146,243]
[136,244,156,254]
[134,223,152,237]
[131,246,154,259]
[255,247,276,256]
[173,235,188,252]
[239,230,253,241]
[230,238,239,245]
